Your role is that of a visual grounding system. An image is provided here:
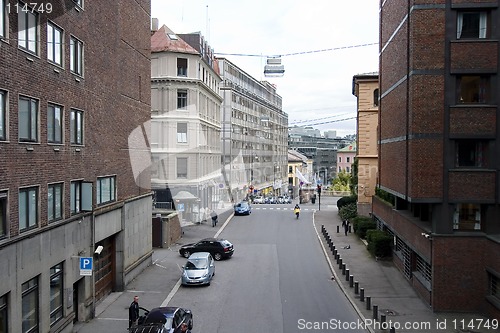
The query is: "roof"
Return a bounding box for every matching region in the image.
[288,149,309,162]
[338,142,357,153]
[151,25,199,55]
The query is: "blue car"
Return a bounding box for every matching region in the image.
[234,201,251,215]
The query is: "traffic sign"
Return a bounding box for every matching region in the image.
[80,257,93,276]
[177,203,185,212]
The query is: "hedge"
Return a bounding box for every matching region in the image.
[354,219,376,239]
[339,202,357,221]
[366,229,393,258]
[337,195,357,210]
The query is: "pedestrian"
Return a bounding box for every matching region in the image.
[128,295,139,328]
[210,209,218,227]
[344,220,349,236]
[174,322,190,333]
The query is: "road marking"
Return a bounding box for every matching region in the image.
[161,278,182,307]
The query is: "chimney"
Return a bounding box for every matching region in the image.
[151,18,159,35]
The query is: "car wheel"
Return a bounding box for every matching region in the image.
[182,250,191,258]
[214,252,223,261]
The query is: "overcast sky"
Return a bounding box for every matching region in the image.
[151,0,380,137]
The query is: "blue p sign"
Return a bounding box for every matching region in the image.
[80,257,93,270]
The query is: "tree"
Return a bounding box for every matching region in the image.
[332,170,351,191]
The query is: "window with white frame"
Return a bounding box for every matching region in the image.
[0,90,5,141]
[457,11,488,39]
[0,293,7,333]
[177,123,187,143]
[70,36,83,75]
[0,0,6,38]
[97,176,116,205]
[48,183,63,222]
[177,90,187,109]
[18,3,38,54]
[47,104,63,143]
[0,191,6,238]
[49,263,63,326]
[70,180,82,214]
[373,89,379,107]
[453,203,481,230]
[47,22,63,66]
[22,277,38,333]
[347,157,350,163]
[70,108,83,144]
[457,75,490,104]
[177,58,187,76]
[18,96,38,142]
[177,157,187,178]
[19,187,38,232]
[339,156,342,163]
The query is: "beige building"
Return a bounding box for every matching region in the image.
[150,24,223,219]
[288,149,314,199]
[352,73,379,216]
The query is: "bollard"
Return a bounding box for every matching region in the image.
[349,225,352,233]
[349,275,354,287]
[390,327,395,333]
[337,225,339,233]
[342,263,346,275]
[322,225,325,234]
[339,258,343,269]
[333,249,337,258]
[354,281,359,294]
[366,296,371,310]
[345,269,350,281]
[372,304,378,320]
[360,288,364,302]
[381,314,386,324]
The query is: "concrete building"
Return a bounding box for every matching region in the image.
[352,73,379,217]
[288,125,321,137]
[150,24,223,222]
[376,1,500,318]
[0,1,152,331]
[217,57,288,201]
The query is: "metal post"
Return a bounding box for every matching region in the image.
[349,275,354,287]
[390,327,396,333]
[354,281,359,294]
[381,314,386,324]
[342,263,346,275]
[373,304,378,320]
[366,296,371,310]
[345,269,350,280]
[360,288,365,302]
[337,225,339,233]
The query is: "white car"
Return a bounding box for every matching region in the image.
[253,196,264,204]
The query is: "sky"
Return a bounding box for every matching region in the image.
[151,0,380,138]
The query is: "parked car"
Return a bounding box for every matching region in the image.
[283,196,292,204]
[234,201,251,215]
[276,196,285,204]
[179,238,234,261]
[181,252,215,286]
[253,196,264,204]
[131,306,193,333]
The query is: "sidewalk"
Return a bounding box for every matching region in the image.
[313,196,491,333]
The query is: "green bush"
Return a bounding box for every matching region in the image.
[366,229,393,258]
[350,216,372,234]
[339,202,357,221]
[355,219,376,239]
[337,195,357,210]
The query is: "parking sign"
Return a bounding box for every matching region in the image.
[80,257,93,276]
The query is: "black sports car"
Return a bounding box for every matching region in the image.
[179,238,234,261]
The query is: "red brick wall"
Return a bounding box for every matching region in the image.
[449,107,497,136]
[409,8,446,70]
[448,171,496,202]
[451,42,498,70]
[380,141,407,195]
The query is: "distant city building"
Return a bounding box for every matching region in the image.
[337,142,357,174]
[150,25,223,222]
[323,130,338,139]
[0,2,152,330]
[352,73,379,217]
[217,57,288,201]
[289,125,321,137]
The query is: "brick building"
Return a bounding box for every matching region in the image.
[0,1,152,331]
[376,1,500,318]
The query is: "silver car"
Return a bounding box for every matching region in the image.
[181,252,215,286]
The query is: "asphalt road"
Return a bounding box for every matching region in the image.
[168,204,368,333]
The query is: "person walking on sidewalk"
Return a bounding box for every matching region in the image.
[128,295,139,328]
[343,220,349,236]
[210,209,218,227]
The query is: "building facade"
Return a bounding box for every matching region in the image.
[217,57,288,202]
[377,1,500,318]
[0,1,152,331]
[150,24,223,222]
[352,73,379,217]
[288,150,314,199]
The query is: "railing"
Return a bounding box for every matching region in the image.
[153,201,173,210]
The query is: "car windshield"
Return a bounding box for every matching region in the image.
[144,313,173,329]
[236,202,247,208]
[185,258,208,270]
[220,240,232,247]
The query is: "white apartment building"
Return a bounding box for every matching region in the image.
[150,24,223,221]
[217,58,288,202]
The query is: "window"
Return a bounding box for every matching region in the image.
[288,166,293,173]
[18,4,38,54]
[73,0,84,9]
[70,180,82,214]
[338,156,342,163]
[177,123,187,143]
[48,183,63,222]
[70,36,83,75]
[47,104,63,143]
[19,187,38,232]
[415,255,432,287]
[346,157,350,163]
[177,157,187,178]
[457,75,490,104]
[346,166,350,173]
[455,140,487,167]
[97,176,116,205]
[453,203,481,230]
[177,90,187,109]
[373,89,379,107]
[22,277,38,333]
[457,11,487,39]
[18,96,38,142]
[0,0,6,38]
[0,293,7,333]
[49,263,63,326]
[0,90,5,141]
[0,191,6,238]
[489,273,499,302]
[177,58,187,76]
[70,109,83,144]
[47,22,63,66]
